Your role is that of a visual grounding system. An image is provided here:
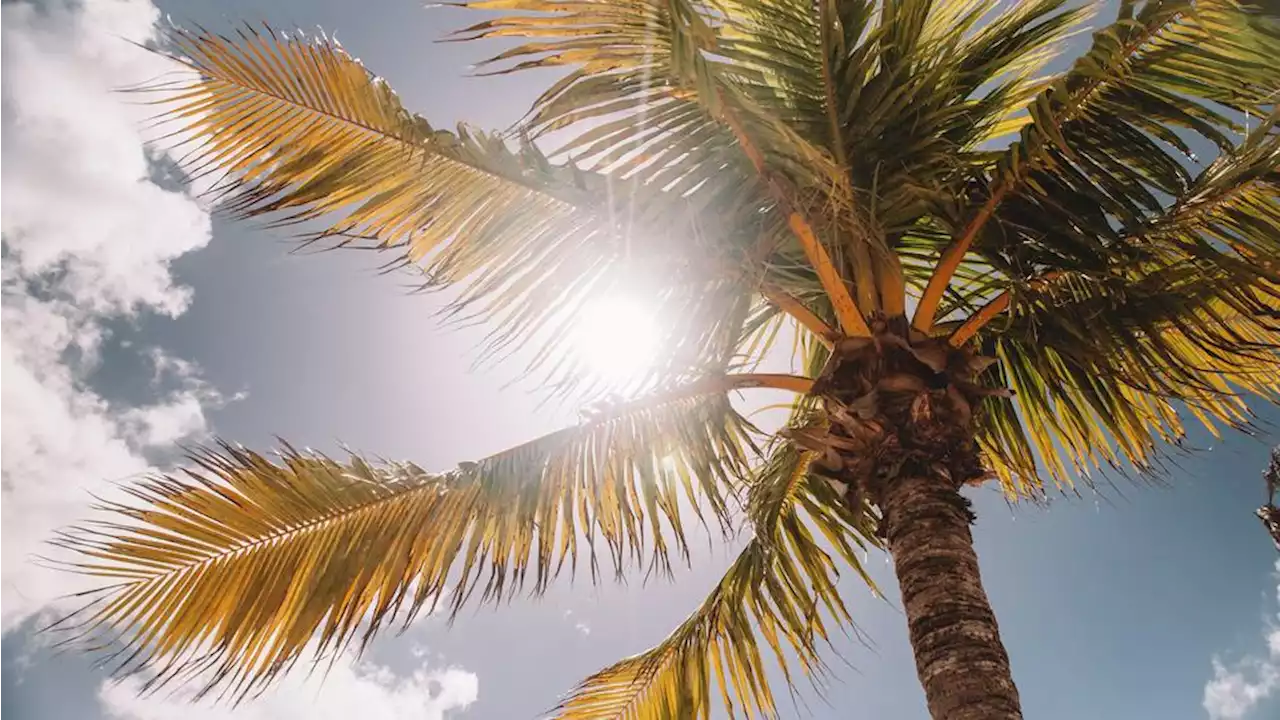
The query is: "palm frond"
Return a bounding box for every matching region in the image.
[454,0,1091,324]
[159,24,578,246]
[839,0,1088,234]
[53,379,770,700]
[922,0,1280,332]
[975,261,1280,494]
[454,0,878,327]
[456,0,846,193]
[964,107,1280,494]
[554,442,877,719]
[148,24,767,399]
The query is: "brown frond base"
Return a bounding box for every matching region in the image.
[1258,504,1280,552]
[806,316,1006,514]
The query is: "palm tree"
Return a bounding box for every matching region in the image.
[54,1,1280,718]
[1260,447,1280,551]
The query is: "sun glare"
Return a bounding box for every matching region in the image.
[572,296,662,386]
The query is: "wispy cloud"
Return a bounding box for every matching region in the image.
[1204,561,1280,720]
[563,609,592,636]
[97,652,479,720]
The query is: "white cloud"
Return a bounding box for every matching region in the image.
[1,4,481,718]
[1,0,218,629]
[1,0,211,317]
[120,391,213,447]
[1204,561,1280,720]
[98,654,479,720]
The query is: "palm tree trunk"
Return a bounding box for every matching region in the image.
[880,471,1022,720]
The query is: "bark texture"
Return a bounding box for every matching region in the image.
[881,472,1021,720]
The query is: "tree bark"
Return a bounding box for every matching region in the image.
[880,472,1022,720]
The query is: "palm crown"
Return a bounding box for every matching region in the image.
[55,1,1280,718]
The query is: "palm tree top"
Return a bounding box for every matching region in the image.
[52,1,1280,716]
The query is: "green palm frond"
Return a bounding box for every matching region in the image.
[554,442,877,720]
[53,379,769,700]
[915,0,1280,332]
[968,105,1280,493]
[836,0,1088,233]
[1144,108,1280,271]
[455,0,1089,282]
[981,264,1280,491]
[148,25,762,398]
[954,0,1279,282]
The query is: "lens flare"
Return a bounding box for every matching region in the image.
[572,296,661,386]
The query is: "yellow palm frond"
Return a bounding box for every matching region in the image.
[149,25,770,398]
[52,375,808,700]
[160,24,565,247]
[457,0,844,191]
[455,0,876,328]
[554,443,877,719]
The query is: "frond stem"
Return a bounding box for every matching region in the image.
[716,94,871,338]
[598,374,816,422]
[914,183,1010,334]
[761,285,837,347]
[913,8,1186,335]
[948,271,1064,347]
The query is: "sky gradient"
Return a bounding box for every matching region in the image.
[3,1,1280,719]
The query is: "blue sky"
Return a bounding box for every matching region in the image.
[3,1,1280,719]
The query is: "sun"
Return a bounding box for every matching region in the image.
[572,295,662,386]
